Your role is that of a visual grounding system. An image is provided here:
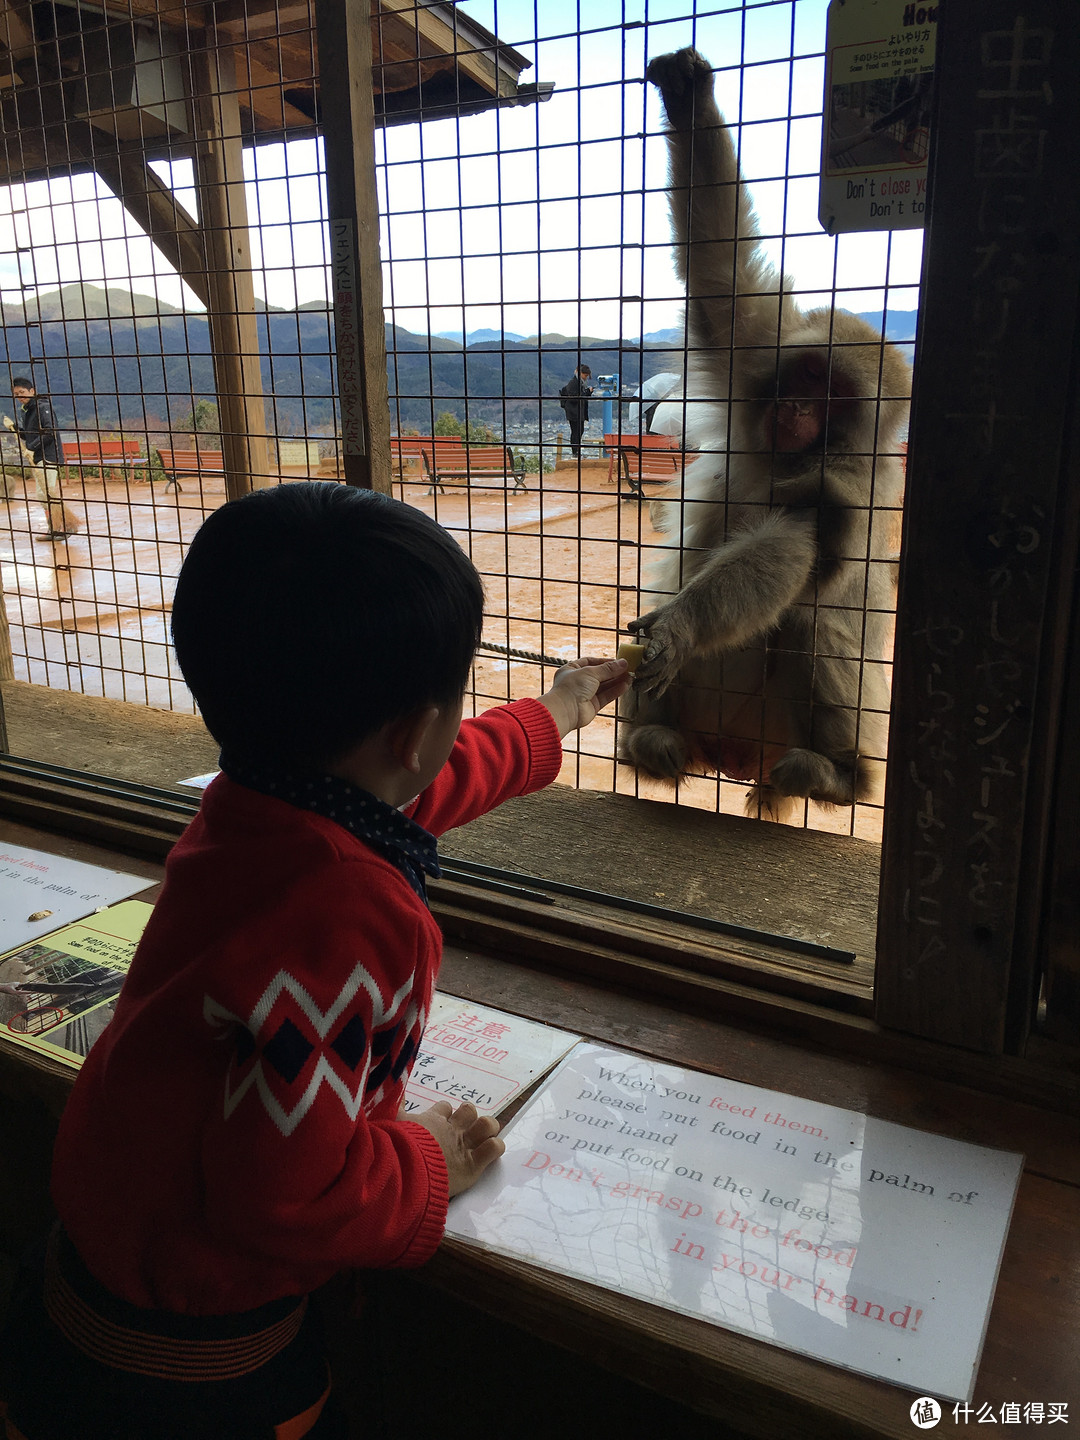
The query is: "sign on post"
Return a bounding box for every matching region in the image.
[820,0,937,234]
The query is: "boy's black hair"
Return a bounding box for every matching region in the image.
[171,482,484,768]
[10,377,34,391]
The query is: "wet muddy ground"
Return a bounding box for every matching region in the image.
[0,458,884,841]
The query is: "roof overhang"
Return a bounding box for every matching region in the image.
[0,0,551,187]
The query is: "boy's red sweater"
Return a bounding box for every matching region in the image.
[51,699,562,1315]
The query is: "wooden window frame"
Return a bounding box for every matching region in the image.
[2,0,1078,1099]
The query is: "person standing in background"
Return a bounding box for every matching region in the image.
[559,363,593,457]
[4,377,80,540]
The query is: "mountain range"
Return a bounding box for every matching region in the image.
[0,284,917,435]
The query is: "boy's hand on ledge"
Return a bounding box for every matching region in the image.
[410,1100,505,1198]
[538,657,631,737]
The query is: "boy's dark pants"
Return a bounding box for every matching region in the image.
[0,1228,349,1439]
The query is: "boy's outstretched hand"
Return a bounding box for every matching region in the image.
[409,1100,505,1197]
[538,657,631,737]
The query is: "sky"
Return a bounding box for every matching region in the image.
[0,0,923,339]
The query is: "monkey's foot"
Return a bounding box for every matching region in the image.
[621,724,688,782]
[768,748,856,806]
[645,48,716,129]
[744,785,800,824]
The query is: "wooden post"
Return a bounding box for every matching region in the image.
[315,0,392,493]
[876,0,1080,1052]
[189,35,272,499]
[1041,569,1080,1046]
[0,584,13,688]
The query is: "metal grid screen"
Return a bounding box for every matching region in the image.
[378,0,919,842]
[0,0,920,842]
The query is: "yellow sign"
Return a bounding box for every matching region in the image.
[0,900,153,1067]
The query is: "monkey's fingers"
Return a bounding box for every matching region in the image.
[628,608,661,637]
[635,648,679,699]
[645,49,715,126]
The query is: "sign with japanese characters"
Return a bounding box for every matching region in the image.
[820,0,937,233]
[330,218,365,456]
[0,845,151,955]
[447,1043,1022,1401]
[0,901,153,1066]
[402,994,579,1117]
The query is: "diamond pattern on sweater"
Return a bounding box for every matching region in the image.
[205,962,427,1136]
[329,1014,367,1072]
[235,1025,256,1066]
[263,1018,315,1084]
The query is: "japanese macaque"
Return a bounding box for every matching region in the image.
[620,47,911,821]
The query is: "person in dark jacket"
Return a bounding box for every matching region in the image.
[4,377,80,540]
[558,364,593,457]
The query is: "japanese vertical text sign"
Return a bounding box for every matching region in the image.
[819,0,937,234]
[330,219,364,456]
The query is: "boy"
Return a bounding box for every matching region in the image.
[3,377,80,539]
[0,482,629,1439]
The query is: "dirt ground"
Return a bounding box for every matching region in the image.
[0,456,885,842]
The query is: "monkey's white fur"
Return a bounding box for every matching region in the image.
[620,48,911,821]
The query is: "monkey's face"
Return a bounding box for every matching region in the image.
[765,348,859,454]
[757,323,910,463]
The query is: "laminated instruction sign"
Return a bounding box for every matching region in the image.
[402,994,579,1118]
[0,844,151,954]
[0,900,153,1066]
[447,1043,1022,1401]
[820,0,937,233]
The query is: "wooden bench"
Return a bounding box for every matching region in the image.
[618,444,684,498]
[604,433,681,450]
[154,447,226,493]
[604,432,680,483]
[62,440,146,479]
[390,436,464,476]
[424,443,528,495]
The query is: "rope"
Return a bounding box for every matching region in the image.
[477,639,565,667]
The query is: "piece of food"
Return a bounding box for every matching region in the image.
[618,641,648,673]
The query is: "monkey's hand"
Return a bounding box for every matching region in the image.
[2,416,14,431]
[628,602,696,698]
[645,48,717,130]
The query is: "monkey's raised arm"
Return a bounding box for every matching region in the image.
[647,48,793,365]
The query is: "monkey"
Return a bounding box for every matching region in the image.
[618,47,912,822]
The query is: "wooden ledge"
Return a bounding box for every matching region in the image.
[0,822,1077,1435]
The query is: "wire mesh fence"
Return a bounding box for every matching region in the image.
[0,0,919,841]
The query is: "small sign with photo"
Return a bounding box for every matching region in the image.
[820,0,937,234]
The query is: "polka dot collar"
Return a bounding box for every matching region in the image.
[219,752,441,902]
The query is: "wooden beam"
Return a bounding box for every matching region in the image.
[63,127,211,308]
[876,0,1080,1052]
[98,154,206,304]
[229,42,317,134]
[374,0,508,96]
[97,0,207,26]
[0,0,35,57]
[315,0,391,493]
[213,0,311,38]
[188,37,272,497]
